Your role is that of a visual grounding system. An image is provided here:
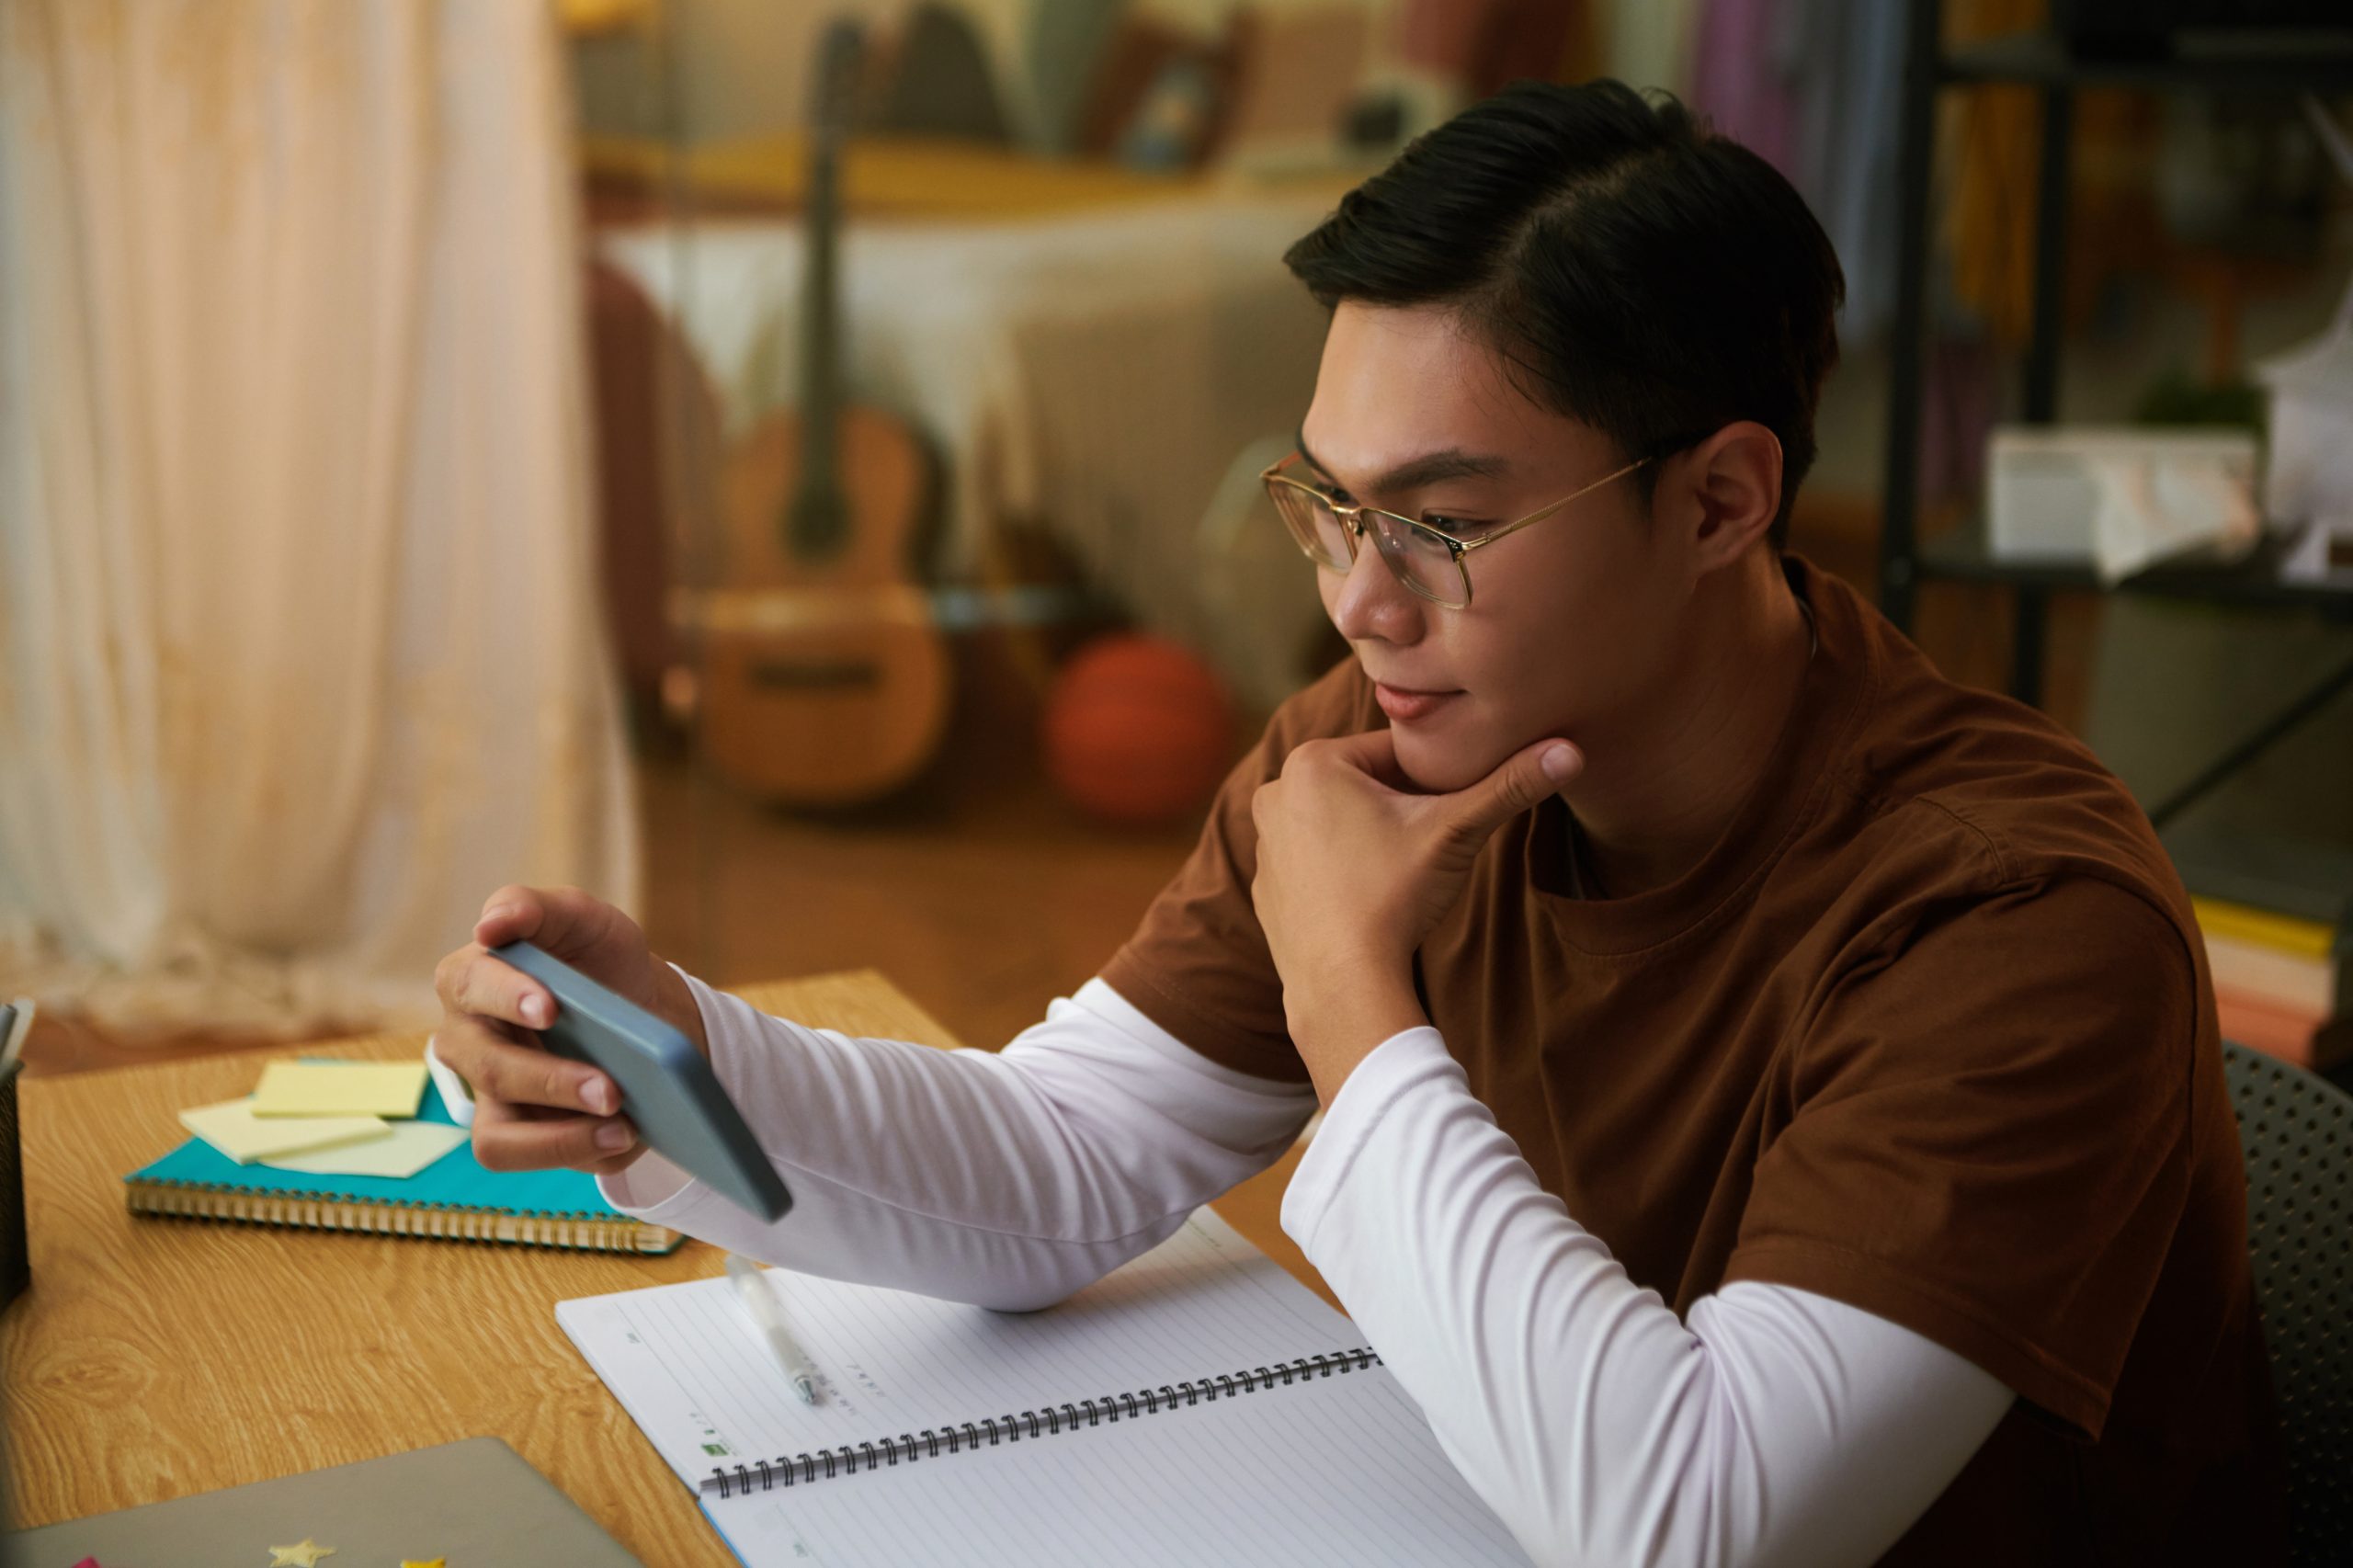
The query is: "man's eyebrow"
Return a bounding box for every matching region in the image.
[1295,426,1511,499]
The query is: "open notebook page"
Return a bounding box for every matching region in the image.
[558,1209,1366,1489]
[705,1365,1534,1568]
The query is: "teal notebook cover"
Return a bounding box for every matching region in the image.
[125,1070,683,1253]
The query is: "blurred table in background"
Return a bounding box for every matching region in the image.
[590,140,1350,710]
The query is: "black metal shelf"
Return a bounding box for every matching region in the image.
[1913,525,2353,619]
[1941,30,2353,91]
[1878,0,2353,708]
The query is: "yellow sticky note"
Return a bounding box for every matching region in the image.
[260,1120,468,1178]
[252,1060,429,1119]
[178,1099,389,1165]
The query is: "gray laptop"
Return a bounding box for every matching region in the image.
[3,1437,643,1567]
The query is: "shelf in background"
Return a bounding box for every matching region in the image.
[2165,826,2353,930]
[1912,524,2353,617]
[1941,30,2353,91]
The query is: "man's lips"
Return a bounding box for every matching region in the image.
[1373,681,1461,722]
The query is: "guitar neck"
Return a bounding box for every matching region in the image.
[799,128,844,488]
[791,23,858,559]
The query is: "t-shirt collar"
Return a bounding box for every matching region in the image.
[1530,555,1873,954]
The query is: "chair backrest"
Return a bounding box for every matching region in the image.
[2221,1040,2353,1564]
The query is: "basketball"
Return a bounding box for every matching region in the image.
[1043,635,1236,827]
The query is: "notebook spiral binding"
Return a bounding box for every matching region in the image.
[126,1182,676,1254]
[699,1346,1383,1498]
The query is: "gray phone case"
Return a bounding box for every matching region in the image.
[494,941,792,1222]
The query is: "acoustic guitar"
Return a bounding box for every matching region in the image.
[690,18,949,805]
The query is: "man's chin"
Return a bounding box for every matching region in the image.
[1389,725,1511,796]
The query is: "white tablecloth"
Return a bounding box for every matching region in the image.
[598,187,1343,709]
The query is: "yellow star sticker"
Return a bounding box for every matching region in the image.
[267,1542,335,1567]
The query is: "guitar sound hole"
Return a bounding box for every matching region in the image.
[750,661,884,691]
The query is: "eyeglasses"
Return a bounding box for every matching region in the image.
[1261,450,1653,609]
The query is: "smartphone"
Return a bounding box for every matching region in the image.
[492,941,793,1222]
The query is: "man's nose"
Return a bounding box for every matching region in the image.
[1328,528,1424,645]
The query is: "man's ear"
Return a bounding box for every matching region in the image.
[1673,421,1783,574]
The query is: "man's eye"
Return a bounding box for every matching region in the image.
[1422,514,1491,537]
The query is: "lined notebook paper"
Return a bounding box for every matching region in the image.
[558,1210,1532,1568]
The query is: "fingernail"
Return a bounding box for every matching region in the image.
[584,1078,616,1115]
[483,902,520,926]
[520,993,549,1027]
[596,1120,632,1151]
[1540,744,1579,784]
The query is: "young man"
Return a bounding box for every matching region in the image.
[435,83,2279,1564]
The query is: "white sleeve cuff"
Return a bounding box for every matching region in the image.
[596,1148,696,1216]
[595,965,729,1220]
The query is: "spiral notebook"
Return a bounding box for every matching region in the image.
[124,1076,683,1254]
[557,1208,1533,1567]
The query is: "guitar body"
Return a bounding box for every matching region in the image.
[689,18,951,808]
[699,406,949,805]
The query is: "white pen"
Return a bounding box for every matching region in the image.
[724,1252,821,1406]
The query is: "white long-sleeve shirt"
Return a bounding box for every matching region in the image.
[600,971,2014,1568]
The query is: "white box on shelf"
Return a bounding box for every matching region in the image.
[2256,98,2353,582]
[2255,290,2353,583]
[1985,426,2260,583]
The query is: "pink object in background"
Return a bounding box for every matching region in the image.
[1397,0,1575,99]
[1687,0,1795,176]
[2215,986,2325,1068]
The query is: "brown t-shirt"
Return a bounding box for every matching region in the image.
[1101,555,2282,1565]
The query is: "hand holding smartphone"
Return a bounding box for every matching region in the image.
[491,941,793,1222]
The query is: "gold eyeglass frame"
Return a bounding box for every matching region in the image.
[1260,450,1654,609]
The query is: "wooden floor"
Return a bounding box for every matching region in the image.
[629,642,1207,1055]
[16,528,2096,1078]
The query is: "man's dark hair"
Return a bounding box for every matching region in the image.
[1283,80,1844,549]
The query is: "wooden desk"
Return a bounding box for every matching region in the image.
[2,971,1334,1556]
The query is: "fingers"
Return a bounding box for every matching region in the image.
[1267,731,1581,839]
[1319,728,1399,770]
[439,883,646,1176]
[1545,740,1583,778]
[439,1014,635,1175]
[434,1017,619,1117]
[1328,729,1415,789]
[472,1093,640,1174]
[472,883,630,963]
[436,942,557,1032]
[1456,739,1583,837]
[472,884,548,949]
[1282,731,1409,790]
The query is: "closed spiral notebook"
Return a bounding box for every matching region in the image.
[124,1075,683,1255]
[558,1208,1533,1567]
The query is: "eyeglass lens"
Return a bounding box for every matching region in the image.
[1268,483,1466,607]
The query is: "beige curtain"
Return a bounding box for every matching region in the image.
[0,0,639,1035]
